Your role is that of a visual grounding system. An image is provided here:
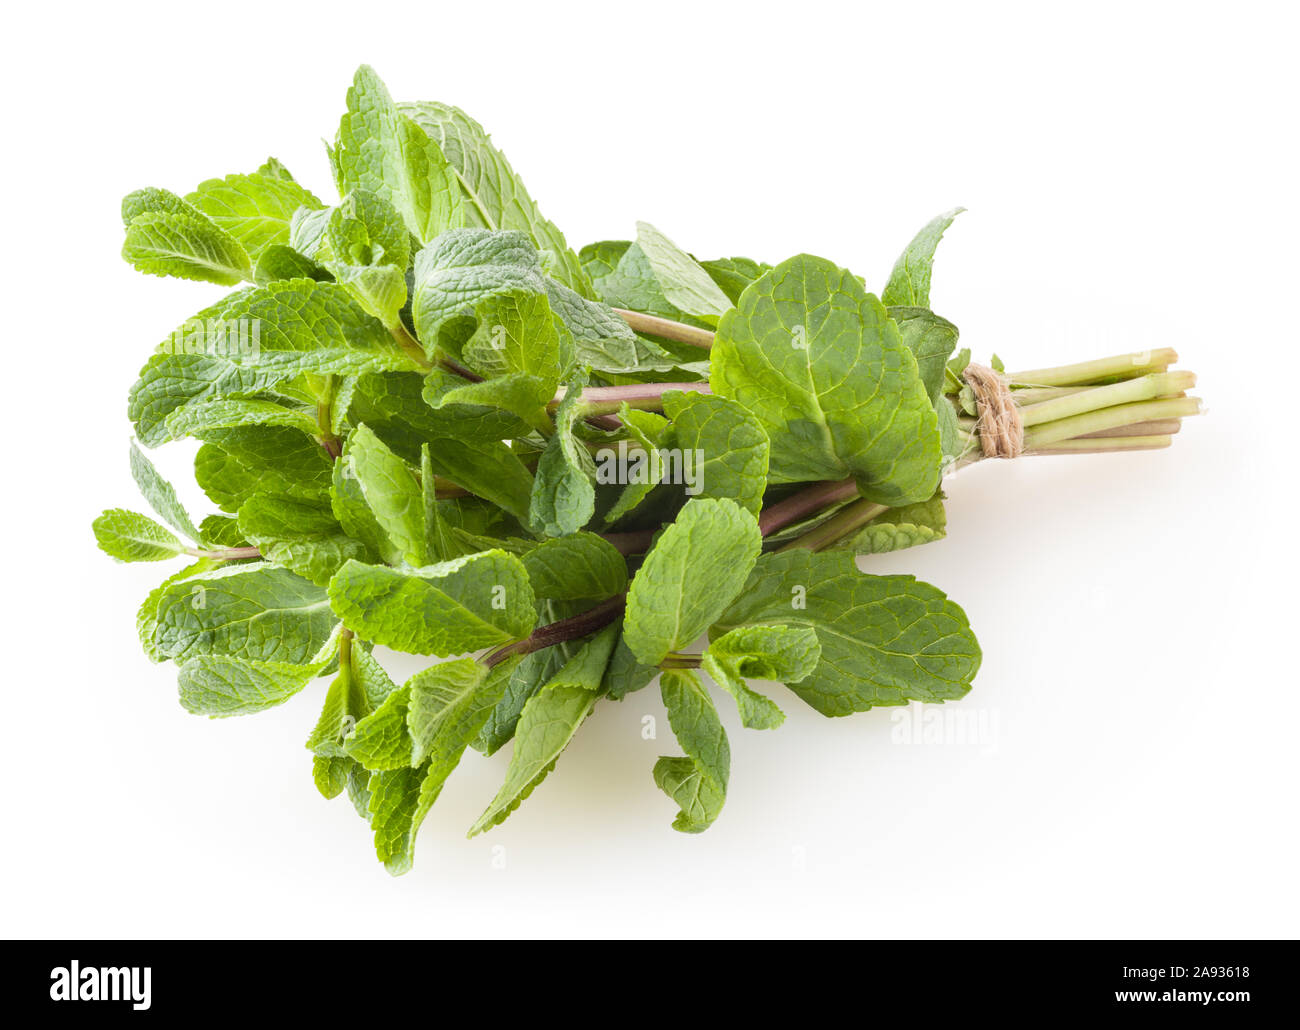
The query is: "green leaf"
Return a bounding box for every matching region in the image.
[528,372,596,537]
[332,66,462,243]
[93,509,185,562]
[700,624,821,729]
[162,398,319,439]
[315,189,411,326]
[423,435,535,523]
[712,550,981,715]
[195,426,333,513]
[405,658,491,765]
[710,253,942,506]
[185,172,324,261]
[348,424,428,566]
[825,491,947,555]
[602,617,660,700]
[128,440,200,541]
[889,306,960,403]
[129,279,419,445]
[654,669,728,832]
[411,228,649,373]
[327,552,536,656]
[399,99,592,295]
[122,187,200,224]
[521,533,628,603]
[700,256,773,305]
[307,648,372,758]
[600,406,673,525]
[176,632,336,717]
[881,207,965,308]
[122,210,251,285]
[253,244,330,286]
[474,644,570,755]
[237,493,369,587]
[345,684,414,770]
[660,390,769,516]
[623,498,762,665]
[366,765,429,875]
[137,560,218,661]
[469,624,617,836]
[153,563,337,665]
[312,755,353,799]
[635,222,731,324]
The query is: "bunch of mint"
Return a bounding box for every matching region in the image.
[95,66,1199,873]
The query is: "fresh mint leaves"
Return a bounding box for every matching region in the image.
[96,66,1201,874]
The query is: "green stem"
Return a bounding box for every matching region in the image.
[571,382,712,417]
[1027,434,1173,455]
[391,323,434,371]
[613,309,715,349]
[1007,347,1178,387]
[184,545,262,561]
[1022,396,1202,449]
[776,498,888,552]
[1018,371,1195,427]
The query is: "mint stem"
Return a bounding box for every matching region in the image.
[776,498,888,553]
[1022,396,1202,449]
[613,309,715,349]
[184,545,262,561]
[1007,348,1178,387]
[572,382,712,416]
[1017,371,1196,427]
[483,595,627,667]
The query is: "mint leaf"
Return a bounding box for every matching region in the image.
[93,509,186,562]
[623,498,762,665]
[660,390,769,516]
[162,398,319,439]
[399,100,592,296]
[122,210,252,285]
[710,254,942,506]
[700,257,773,305]
[307,650,373,759]
[332,66,462,243]
[316,189,411,326]
[528,372,596,537]
[825,492,947,555]
[327,552,536,656]
[366,765,429,875]
[411,228,647,373]
[348,424,428,566]
[889,306,960,403]
[153,563,337,665]
[601,406,673,525]
[185,171,324,261]
[196,427,333,513]
[635,222,731,324]
[129,440,199,543]
[654,669,728,832]
[712,550,981,715]
[521,533,628,603]
[345,684,414,770]
[129,280,419,444]
[700,624,821,730]
[469,624,617,835]
[237,494,369,587]
[881,207,965,308]
[177,631,337,717]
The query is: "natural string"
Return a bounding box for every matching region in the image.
[962,363,1023,458]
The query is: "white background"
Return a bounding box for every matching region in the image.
[2,0,1296,939]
